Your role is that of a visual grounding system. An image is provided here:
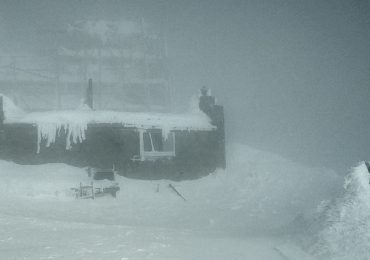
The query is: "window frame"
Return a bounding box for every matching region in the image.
[138,129,176,161]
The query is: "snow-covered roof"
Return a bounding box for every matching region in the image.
[6,109,214,131]
[1,93,213,131]
[0,94,25,119]
[1,93,214,152]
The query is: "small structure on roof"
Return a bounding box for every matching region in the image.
[0,81,225,180]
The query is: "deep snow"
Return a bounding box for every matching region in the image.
[0,143,351,259]
[298,163,370,260]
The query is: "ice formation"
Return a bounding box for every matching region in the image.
[1,93,213,152]
[36,122,88,153]
[4,109,212,153]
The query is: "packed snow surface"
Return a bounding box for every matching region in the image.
[0,143,343,259]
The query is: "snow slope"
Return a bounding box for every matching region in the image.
[300,163,370,260]
[0,143,342,259]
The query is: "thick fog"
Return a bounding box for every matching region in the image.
[2,2,370,259]
[0,0,369,173]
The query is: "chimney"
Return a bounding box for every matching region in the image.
[199,86,215,115]
[198,87,226,169]
[85,79,93,109]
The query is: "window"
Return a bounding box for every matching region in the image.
[143,132,153,152]
[143,132,164,152]
[139,129,175,160]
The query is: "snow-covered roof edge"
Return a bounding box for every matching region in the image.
[1,93,215,153]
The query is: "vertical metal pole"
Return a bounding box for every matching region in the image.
[86,78,93,109]
[140,18,151,110]
[120,49,126,110]
[98,47,102,109]
[55,55,61,109]
[0,96,4,145]
[82,49,87,98]
[162,4,173,111]
[12,56,17,105]
[163,34,173,111]
[0,96,4,126]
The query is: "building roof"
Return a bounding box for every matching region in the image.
[6,109,214,131]
[1,93,214,152]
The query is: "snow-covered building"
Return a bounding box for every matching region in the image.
[0,86,225,180]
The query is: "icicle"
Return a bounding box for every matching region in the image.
[162,124,171,141]
[36,125,41,154]
[36,121,88,152]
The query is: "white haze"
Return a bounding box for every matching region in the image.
[0,1,369,259]
[0,0,369,173]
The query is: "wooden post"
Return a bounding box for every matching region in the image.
[91,181,95,200]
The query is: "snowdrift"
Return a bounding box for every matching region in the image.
[0,143,341,233]
[0,161,90,198]
[302,162,370,260]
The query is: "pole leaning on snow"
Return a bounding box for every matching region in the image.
[168,184,186,201]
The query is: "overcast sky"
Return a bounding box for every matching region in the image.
[0,0,369,174]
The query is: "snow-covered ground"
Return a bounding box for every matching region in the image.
[297,163,370,260]
[0,143,352,259]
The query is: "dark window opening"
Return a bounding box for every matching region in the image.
[143,132,152,151]
[151,132,163,151]
[142,130,174,154]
